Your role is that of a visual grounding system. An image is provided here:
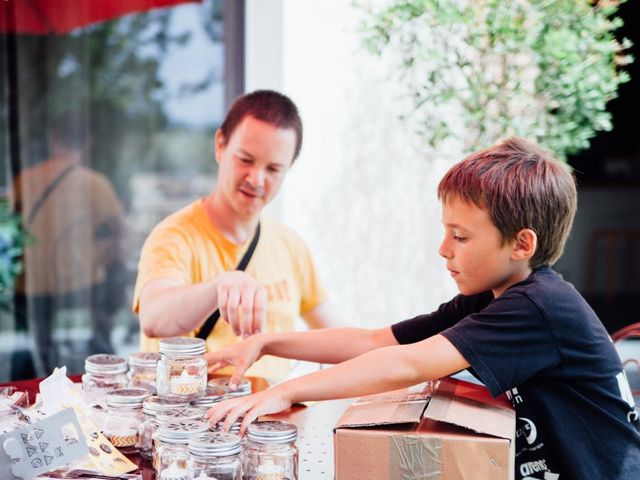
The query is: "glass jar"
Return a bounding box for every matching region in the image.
[157,337,208,403]
[191,386,227,410]
[188,432,242,480]
[155,420,210,474]
[128,352,161,393]
[242,421,298,480]
[140,396,188,461]
[208,377,252,398]
[82,354,129,404]
[103,387,151,453]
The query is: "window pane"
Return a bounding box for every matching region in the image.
[0,0,231,380]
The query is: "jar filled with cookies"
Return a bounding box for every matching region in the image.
[128,352,161,393]
[156,337,207,403]
[103,387,151,453]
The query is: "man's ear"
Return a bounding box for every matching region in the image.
[214,129,225,164]
[512,228,537,261]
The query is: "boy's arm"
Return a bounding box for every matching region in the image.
[206,326,399,387]
[206,334,469,432]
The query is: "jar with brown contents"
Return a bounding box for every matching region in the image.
[103,387,151,453]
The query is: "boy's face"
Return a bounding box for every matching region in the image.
[439,196,531,298]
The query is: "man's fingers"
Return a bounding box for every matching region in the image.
[225,289,241,336]
[252,288,267,335]
[239,285,255,338]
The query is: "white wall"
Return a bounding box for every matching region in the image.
[245,1,459,329]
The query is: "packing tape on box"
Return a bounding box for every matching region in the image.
[390,435,441,479]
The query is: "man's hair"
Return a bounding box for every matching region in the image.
[51,109,91,150]
[219,90,303,161]
[437,137,577,268]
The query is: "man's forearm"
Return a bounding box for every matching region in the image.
[139,280,217,338]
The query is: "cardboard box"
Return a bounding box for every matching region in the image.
[334,377,515,480]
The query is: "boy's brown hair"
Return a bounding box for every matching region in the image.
[437,137,577,268]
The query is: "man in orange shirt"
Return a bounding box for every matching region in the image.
[133,90,339,384]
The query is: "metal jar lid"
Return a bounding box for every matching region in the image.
[84,354,128,375]
[157,406,205,424]
[159,337,206,356]
[106,388,151,409]
[246,421,297,444]
[129,352,161,369]
[208,377,251,395]
[142,396,188,416]
[211,417,243,434]
[191,387,227,407]
[188,432,241,457]
[157,420,210,444]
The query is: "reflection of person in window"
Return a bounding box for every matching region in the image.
[12,110,125,378]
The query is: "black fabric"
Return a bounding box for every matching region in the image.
[196,222,261,340]
[391,266,640,480]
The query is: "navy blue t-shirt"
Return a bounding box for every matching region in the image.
[392,267,640,479]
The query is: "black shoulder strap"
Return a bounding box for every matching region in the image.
[196,222,261,340]
[25,163,78,226]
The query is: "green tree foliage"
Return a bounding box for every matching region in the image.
[0,198,32,310]
[358,0,632,159]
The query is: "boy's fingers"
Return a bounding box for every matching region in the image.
[207,361,224,373]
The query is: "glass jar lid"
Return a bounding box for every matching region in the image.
[157,420,210,444]
[106,387,151,408]
[188,432,241,457]
[142,396,188,416]
[84,354,128,375]
[207,377,251,395]
[129,352,161,368]
[157,406,205,424]
[191,387,227,407]
[246,421,297,444]
[159,337,206,356]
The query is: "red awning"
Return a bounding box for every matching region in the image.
[0,0,201,35]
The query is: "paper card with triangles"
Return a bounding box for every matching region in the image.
[0,407,88,479]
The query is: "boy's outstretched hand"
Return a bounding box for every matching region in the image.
[205,334,265,390]
[204,387,292,434]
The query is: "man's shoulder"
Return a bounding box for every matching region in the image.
[154,199,204,230]
[260,217,306,244]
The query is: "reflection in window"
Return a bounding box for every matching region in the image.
[0,0,234,380]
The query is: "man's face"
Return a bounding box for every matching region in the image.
[215,115,296,219]
[439,196,521,298]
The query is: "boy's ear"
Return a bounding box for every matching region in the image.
[512,228,537,261]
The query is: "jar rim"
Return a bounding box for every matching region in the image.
[129,352,161,367]
[106,387,151,407]
[142,396,188,415]
[156,406,205,423]
[188,432,241,456]
[84,354,128,374]
[246,421,297,444]
[159,337,206,355]
[157,420,209,442]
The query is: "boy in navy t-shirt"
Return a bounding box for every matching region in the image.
[205,137,640,479]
